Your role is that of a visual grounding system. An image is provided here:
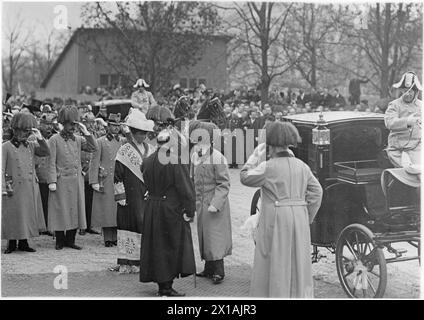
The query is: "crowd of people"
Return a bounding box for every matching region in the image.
[1,71,421,298]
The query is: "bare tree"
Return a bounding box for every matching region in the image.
[339,3,423,97]
[2,14,32,93]
[79,1,221,94]
[281,3,347,89]
[217,2,293,103]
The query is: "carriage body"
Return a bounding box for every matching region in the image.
[249,111,421,298]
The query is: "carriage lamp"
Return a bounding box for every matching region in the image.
[312,113,330,145]
[312,113,330,171]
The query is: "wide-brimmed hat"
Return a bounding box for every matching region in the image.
[133,78,150,89]
[108,113,121,125]
[125,108,154,132]
[393,71,422,91]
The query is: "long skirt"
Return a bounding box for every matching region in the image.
[116,205,141,268]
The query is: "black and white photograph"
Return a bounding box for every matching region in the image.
[0,0,422,302]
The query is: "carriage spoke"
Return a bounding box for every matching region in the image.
[355,233,361,254]
[367,276,377,295]
[345,240,358,260]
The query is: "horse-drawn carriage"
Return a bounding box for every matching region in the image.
[250,111,420,298]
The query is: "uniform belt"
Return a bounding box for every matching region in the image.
[273,199,307,207]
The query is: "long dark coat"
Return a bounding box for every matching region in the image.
[140,149,196,284]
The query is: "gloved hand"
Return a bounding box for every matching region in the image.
[92,183,100,192]
[208,205,218,213]
[48,183,57,192]
[31,128,43,140]
[76,122,90,135]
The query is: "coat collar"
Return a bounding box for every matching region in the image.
[274,151,294,158]
[10,137,28,148]
[60,130,76,141]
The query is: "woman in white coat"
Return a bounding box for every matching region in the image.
[240,121,323,298]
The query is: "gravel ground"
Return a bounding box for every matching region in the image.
[1,168,421,298]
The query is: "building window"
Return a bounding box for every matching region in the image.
[180,78,188,88]
[100,74,109,86]
[189,78,197,89]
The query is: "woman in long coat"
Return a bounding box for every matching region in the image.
[47,106,97,250]
[240,122,323,298]
[191,121,232,284]
[89,113,125,246]
[2,112,49,253]
[140,129,196,296]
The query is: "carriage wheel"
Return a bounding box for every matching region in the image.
[250,189,261,216]
[335,224,387,298]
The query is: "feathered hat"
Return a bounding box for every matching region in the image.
[133,78,150,88]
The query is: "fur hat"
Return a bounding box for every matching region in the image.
[10,112,37,130]
[57,105,80,124]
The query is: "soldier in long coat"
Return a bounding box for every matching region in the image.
[191,122,232,284]
[47,106,97,250]
[385,71,421,169]
[240,122,323,298]
[89,113,125,246]
[140,129,196,296]
[2,113,49,253]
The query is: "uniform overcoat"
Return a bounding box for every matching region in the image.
[89,135,124,227]
[2,139,49,239]
[384,97,421,167]
[192,148,232,261]
[47,133,97,231]
[240,150,323,298]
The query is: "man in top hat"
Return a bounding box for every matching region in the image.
[114,109,155,272]
[2,112,49,253]
[89,113,126,247]
[385,71,422,170]
[47,105,97,250]
[131,78,157,114]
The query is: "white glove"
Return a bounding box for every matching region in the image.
[48,183,57,192]
[31,128,43,140]
[92,183,100,192]
[208,205,218,213]
[183,213,193,222]
[76,122,90,135]
[121,124,130,134]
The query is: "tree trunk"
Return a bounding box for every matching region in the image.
[380,3,391,98]
[311,47,317,88]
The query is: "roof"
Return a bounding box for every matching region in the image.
[93,99,132,106]
[40,28,231,89]
[283,111,385,125]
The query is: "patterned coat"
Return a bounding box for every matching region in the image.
[2,139,49,239]
[47,133,97,231]
[240,150,323,298]
[89,135,125,227]
[192,148,232,261]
